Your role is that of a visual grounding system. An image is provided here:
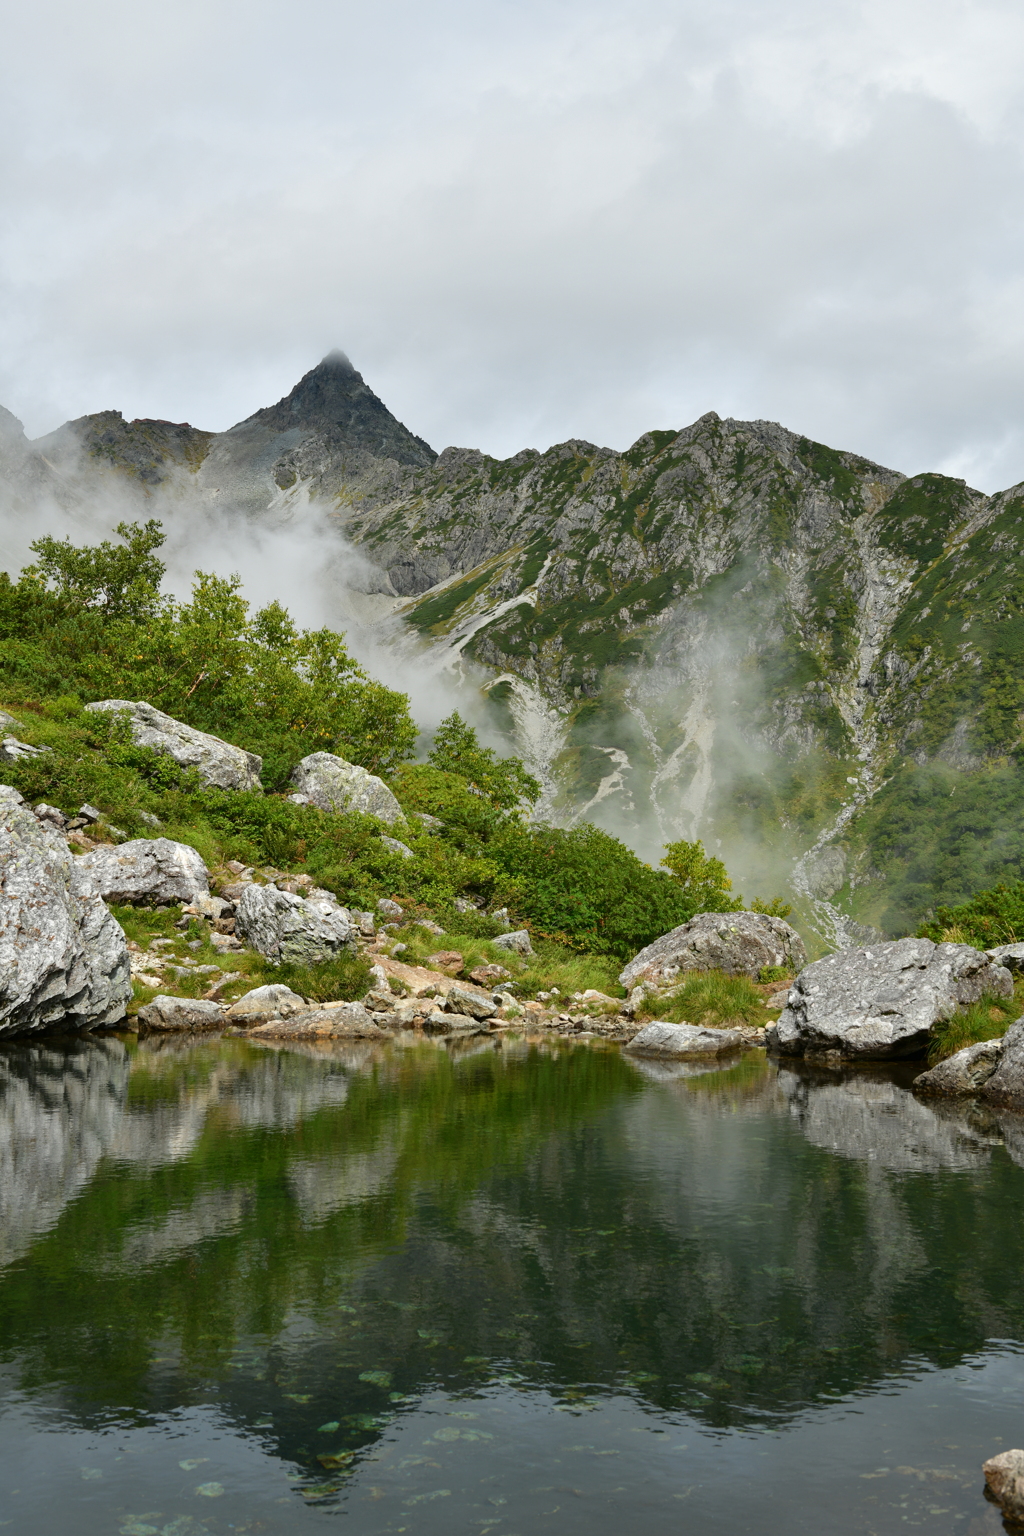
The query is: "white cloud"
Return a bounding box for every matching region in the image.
[3,0,1024,488]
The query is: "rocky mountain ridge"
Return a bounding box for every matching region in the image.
[5,353,1024,941]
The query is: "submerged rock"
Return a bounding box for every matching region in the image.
[625,1021,747,1058]
[234,884,358,964]
[767,938,1012,1060]
[913,1038,1005,1095]
[0,785,131,1036]
[85,700,262,790]
[289,751,405,825]
[619,912,807,989]
[77,837,210,906]
[983,1449,1024,1522]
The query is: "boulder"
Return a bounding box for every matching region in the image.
[424,1011,486,1036]
[0,785,131,1036]
[377,898,403,919]
[913,1038,1005,1095]
[381,835,415,859]
[245,1002,385,1039]
[223,984,307,1025]
[426,950,464,974]
[0,710,21,729]
[135,995,224,1033]
[767,938,1012,1060]
[986,942,1024,972]
[84,700,261,790]
[619,912,807,989]
[234,884,358,964]
[979,1019,1024,1108]
[983,1449,1024,1523]
[289,751,404,825]
[77,837,210,906]
[626,1021,747,1057]
[469,963,511,987]
[0,736,49,765]
[493,929,534,956]
[446,983,498,1020]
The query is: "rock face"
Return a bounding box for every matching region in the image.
[767,938,1012,1060]
[0,786,131,1035]
[626,1021,747,1057]
[912,1038,1005,1095]
[983,1449,1024,1522]
[978,1019,1024,1107]
[84,700,262,790]
[77,837,209,906]
[986,942,1024,972]
[289,752,405,825]
[135,996,224,1033]
[619,912,807,990]
[234,883,358,964]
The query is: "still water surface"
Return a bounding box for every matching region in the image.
[2,1033,1023,1535]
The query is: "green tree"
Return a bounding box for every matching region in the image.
[427,712,541,813]
[27,519,167,618]
[660,838,742,912]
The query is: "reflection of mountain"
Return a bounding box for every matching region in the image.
[3,1039,1024,1453]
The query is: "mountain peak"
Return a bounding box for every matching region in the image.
[232,352,435,468]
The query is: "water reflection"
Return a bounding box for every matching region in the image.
[2,1035,1024,1535]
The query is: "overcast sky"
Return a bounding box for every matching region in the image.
[3,0,1024,490]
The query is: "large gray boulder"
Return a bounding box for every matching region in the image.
[619,912,807,989]
[767,938,1013,1060]
[979,1019,1024,1108]
[77,837,209,906]
[235,884,358,964]
[223,984,307,1024]
[0,785,131,1036]
[912,1038,1005,1095]
[625,1021,747,1057]
[135,995,224,1033]
[85,700,261,791]
[289,752,404,825]
[492,928,534,956]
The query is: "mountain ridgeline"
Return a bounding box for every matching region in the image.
[5,351,1024,942]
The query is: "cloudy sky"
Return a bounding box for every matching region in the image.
[4,0,1024,489]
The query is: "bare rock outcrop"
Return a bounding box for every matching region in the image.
[234,883,358,964]
[767,938,1012,1060]
[77,837,209,906]
[978,1019,1024,1108]
[619,912,807,989]
[289,751,404,825]
[0,786,131,1036]
[85,700,261,790]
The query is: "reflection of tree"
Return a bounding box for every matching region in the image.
[1,1038,1024,1462]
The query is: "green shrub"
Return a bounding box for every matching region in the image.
[643,970,769,1029]
[758,965,791,984]
[918,880,1024,949]
[928,991,1022,1064]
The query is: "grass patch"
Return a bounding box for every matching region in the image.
[639,970,773,1030]
[927,986,1024,1064]
[386,925,623,998]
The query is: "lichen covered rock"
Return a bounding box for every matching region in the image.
[234,883,358,964]
[0,786,131,1036]
[913,1038,1005,1095]
[626,1021,747,1057]
[289,751,404,825]
[85,700,261,790]
[768,938,1012,1060]
[619,912,807,989]
[77,837,209,906]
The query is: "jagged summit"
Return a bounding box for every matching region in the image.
[231,351,436,469]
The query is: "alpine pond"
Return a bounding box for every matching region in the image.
[1,1033,1023,1536]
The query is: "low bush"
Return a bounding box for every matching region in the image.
[918,881,1024,950]
[927,989,1023,1064]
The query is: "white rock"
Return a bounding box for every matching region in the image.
[289,751,404,825]
[135,995,224,1033]
[380,834,415,859]
[224,984,307,1024]
[77,838,210,906]
[0,787,131,1036]
[493,929,533,956]
[84,700,262,790]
